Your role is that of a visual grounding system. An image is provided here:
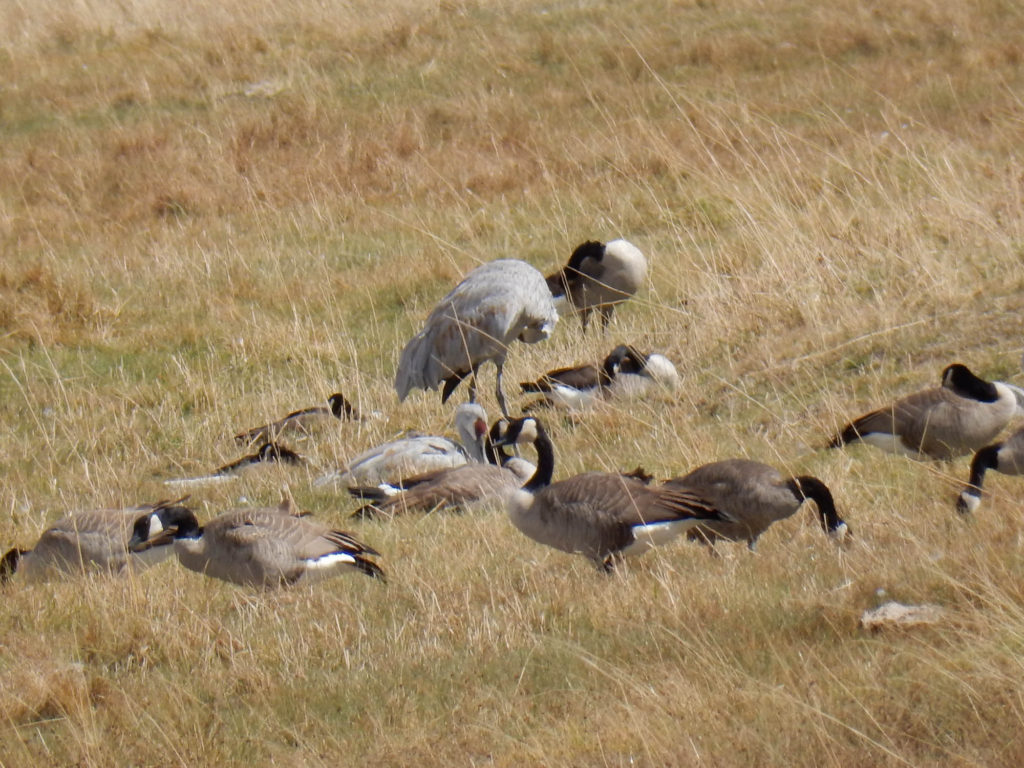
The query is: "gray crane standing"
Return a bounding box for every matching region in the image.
[395,259,558,416]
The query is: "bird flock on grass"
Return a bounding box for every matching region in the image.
[4,237,1024,588]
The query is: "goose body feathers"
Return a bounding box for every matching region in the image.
[234,393,358,444]
[662,459,848,549]
[2,499,197,582]
[546,239,646,330]
[150,492,384,588]
[495,418,723,568]
[830,364,1021,460]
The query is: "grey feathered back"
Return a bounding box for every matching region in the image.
[395,259,558,399]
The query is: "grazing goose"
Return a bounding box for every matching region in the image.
[519,346,631,410]
[829,363,1023,460]
[348,419,535,518]
[492,417,725,569]
[957,427,1024,513]
[1,499,197,582]
[395,259,558,416]
[164,441,304,489]
[130,489,385,588]
[314,403,488,488]
[546,239,647,331]
[661,460,849,550]
[234,392,359,444]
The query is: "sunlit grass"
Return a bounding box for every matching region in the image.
[3,0,1024,764]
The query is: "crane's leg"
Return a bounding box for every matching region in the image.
[494,361,510,417]
[599,305,613,331]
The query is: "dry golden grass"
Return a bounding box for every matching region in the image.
[3,0,1024,764]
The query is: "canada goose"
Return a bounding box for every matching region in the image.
[492,417,725,569]
[234,393,359,444]
[165,441,304,488]
[519,346,631,410]
[130,489,385,588]
[1,499,197,583]
[611,345,680,394]
[546,239,647,331]
[395,259,558,416]
[829,363,1023,460]
[660,460,849,550]
[348,419,535,518]
[313,403,488,488]
[956,427,1024,513]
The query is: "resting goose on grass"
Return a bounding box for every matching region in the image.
[519,346,632,411]
[611,345,680,395]
[130,489,385,588]
[1,499,197,582]
[491,417,724,570]
[829,363,1024,460]
[164,441,304,489]
[234,392,359,444]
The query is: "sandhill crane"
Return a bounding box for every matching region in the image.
[957,427,1024,513]
[1,499,197,582]
[234,393,359,444]
[661,460,849,551]
[313,403,488,488]
[395,259,558,416]
[829,364,1023,460]
[492,417,725,570]
[546,239,646,331]
[129,489,384,588]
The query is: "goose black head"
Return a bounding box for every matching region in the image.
[328,393,358,420]
[941,363,997,403]
[129,504,201,552]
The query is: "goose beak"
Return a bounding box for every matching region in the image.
[829,522,853,546]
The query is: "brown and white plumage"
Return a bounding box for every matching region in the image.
[519,346,631,411]
[493,417,724,569]
[662,459,849,550]
[164,441,304,489]
[957,427,1024,513]
[829,363,1022,460]
[234,393,358,445]
[610,346,680,395]
[395,259,558,416]
[314,403,488,488]
[1,499,197,582]
[546,239,647,331]
[135,490,385,588]
[348,419,534,518]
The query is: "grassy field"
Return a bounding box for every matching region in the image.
[3,0,1024,764]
